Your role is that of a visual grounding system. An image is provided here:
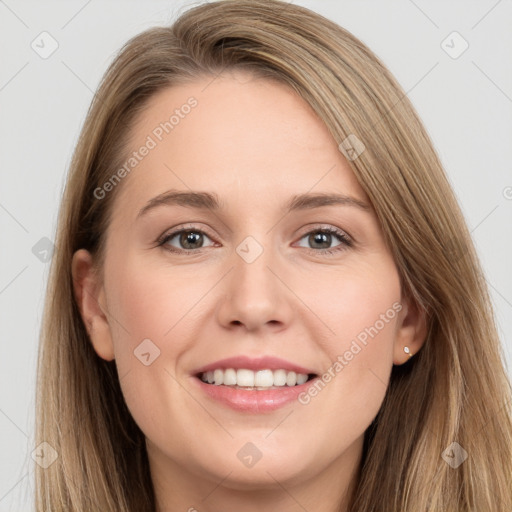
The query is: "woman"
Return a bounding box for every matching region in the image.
[35,0,512,510]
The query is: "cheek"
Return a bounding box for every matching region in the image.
[105,253,211,353]
[101,254,218,437]
[302,262,401,429]
[102,282,183,447]
[313,259,401,359]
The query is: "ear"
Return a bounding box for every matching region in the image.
[71,249,115,361]
[393,292,428,365]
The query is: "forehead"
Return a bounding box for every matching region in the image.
[113,70,370,217]
[131,69,331,151]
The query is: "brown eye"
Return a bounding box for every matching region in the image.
[158,228,215,253]
[295,227,352,255]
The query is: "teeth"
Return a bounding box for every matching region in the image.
[199,368,311,388]
[286,371,297,386]
[296,373,308,385]
[254,369,274,387]
[213,369,224,386]
[273,369,287,386]
[223,368,237,385]
[237,369,254,387]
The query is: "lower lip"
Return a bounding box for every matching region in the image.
[194,376,319,412]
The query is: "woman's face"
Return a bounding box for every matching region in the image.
[74,69,422,502]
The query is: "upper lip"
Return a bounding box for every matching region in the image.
[193,355,317,376]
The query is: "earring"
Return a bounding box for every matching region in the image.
[403,346,413,357]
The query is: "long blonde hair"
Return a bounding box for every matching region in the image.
[35,0,512,510]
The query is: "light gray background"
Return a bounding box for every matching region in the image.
[1,0,511,509]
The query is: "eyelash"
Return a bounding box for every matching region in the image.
[156,224,353,257]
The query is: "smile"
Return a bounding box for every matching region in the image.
[199,368,316,389]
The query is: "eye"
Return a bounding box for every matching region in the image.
[157,226,216,253]
[295,226,352,255]
[156,224,353,256]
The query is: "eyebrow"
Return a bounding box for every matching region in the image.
[136,189,372,219]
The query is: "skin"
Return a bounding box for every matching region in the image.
[72,69,427,512]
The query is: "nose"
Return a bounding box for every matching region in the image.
[216,241,294,333]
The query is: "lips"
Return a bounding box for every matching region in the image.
[192,355,317,376]
[191,355,320,412]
